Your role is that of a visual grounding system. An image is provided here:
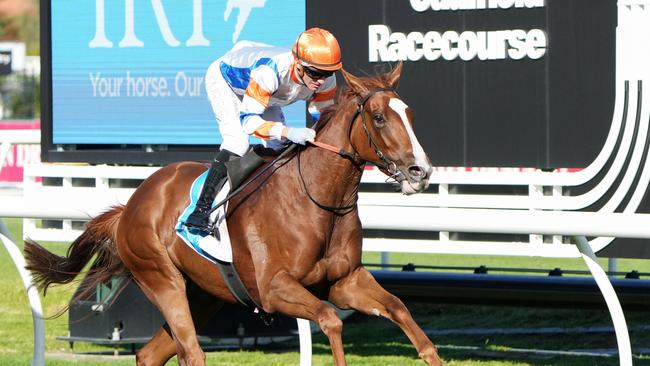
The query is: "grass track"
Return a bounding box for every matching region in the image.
[2,217,650,365]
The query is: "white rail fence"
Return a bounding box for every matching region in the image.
[1,155,649,366]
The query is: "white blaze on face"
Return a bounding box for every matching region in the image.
[388,98,429,168]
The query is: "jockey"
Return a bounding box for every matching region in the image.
[185,27,343,234]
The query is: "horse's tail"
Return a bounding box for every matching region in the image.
[24,205,129,299]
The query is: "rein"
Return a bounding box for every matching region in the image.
[299,87,405,213]
[296,145,360,214]
[309,140,356,160]
[311,88,404,180]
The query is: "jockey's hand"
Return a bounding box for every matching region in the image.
[285,127,316,145]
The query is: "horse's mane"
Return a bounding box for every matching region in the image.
[315,72,392,133]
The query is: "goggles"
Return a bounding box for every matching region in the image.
[302,66,334,80]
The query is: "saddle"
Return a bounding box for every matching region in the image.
[224,144,270,191]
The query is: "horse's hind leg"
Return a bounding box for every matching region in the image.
[329,267,444,366]
[131,268,205,365]
[263,271,347,366]
[121,238,205,365]
[136,281,224,366]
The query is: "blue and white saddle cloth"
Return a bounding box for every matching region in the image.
[175,171,234,263]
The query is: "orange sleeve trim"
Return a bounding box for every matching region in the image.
[245,79,273,107]
[253,121,280,139]
[312,87,337,102]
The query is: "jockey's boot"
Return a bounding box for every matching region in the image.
[185,149,235,234]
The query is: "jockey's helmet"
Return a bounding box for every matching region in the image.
[292,28,342,71]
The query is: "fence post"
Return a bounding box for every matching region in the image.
[575,236,631,366]
[0,234,45,366]
[297,318,312,366]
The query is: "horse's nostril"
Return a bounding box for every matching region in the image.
[408,166,425,180]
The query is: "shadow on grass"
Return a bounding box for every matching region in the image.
[304,303,650,366]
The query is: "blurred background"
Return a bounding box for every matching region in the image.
[0,0,39,120]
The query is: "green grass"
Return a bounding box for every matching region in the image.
[2,217,650,365]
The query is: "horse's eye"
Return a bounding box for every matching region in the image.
[373,113,385,125]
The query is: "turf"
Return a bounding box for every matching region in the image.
[2,217,650,365]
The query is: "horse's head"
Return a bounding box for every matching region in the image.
[341,63,433,194]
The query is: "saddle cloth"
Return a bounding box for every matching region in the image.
[175,170,233,263]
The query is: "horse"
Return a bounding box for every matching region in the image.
[24,62,444,366]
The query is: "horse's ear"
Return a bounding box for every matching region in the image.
[386,61,403,90]
[341,68,369,97]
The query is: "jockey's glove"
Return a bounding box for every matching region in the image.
[285,127,316,145]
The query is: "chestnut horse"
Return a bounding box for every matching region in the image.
[25,63,443,366]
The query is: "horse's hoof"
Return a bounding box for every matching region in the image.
[419,347,444,366]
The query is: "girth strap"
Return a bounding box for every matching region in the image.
[215,259,274,325]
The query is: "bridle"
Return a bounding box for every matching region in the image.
[309,88,407,180]
[299,88,408,212]
[351,88,406,182]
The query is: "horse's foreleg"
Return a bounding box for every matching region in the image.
[136,281,224,366]
[263,271,347,366]
[328,267,444,366]
[136,324,176,366]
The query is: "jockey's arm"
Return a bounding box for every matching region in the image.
[239,66,285,140]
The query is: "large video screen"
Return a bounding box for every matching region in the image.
[310,0,616,169]
[49,0,305,146]
[43,0,616,167]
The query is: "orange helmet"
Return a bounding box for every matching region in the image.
[292,28,342,71]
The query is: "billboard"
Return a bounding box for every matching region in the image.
[0,121,41,184]
[42,0,305,163]
[309,0,616,168]
[42,0,616,167]
[0,51,11,75]
[0,42,26,75]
